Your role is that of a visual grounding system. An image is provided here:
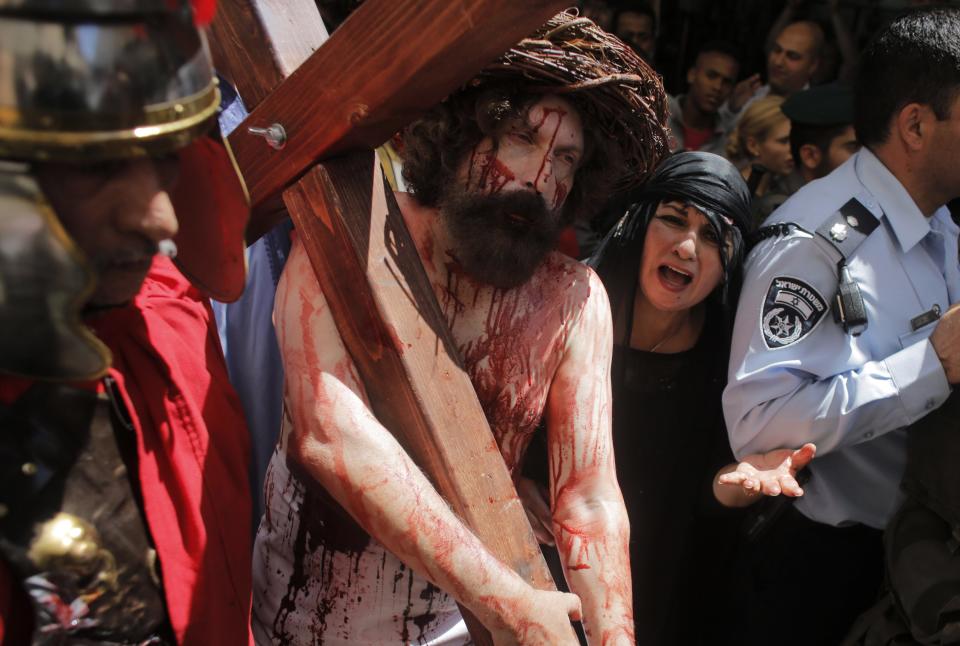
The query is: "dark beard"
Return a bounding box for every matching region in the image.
[438,187,562,289]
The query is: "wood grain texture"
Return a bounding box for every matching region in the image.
[228,0,569,207]
[208,0,327,108]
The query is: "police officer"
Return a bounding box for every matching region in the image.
[782,82,860,186]
[723,8,960,645]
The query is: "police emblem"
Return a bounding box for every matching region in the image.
[761,276,827,349]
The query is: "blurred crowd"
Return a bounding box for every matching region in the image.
[569,0,950,259]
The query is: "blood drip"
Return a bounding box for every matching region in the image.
[530,108,567,192]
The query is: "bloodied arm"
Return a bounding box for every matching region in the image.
[545,270,633,645]
[275,239,581,645]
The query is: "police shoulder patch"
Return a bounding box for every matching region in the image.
[761,276,828,349]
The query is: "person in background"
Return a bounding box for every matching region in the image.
[782,82,860,186]
[724,20,824,120]
[723,8,960,644]
[767,0,858,85]
[614,2,657,64]
[726,95,798,223]
[579,0,615,31]
[667,41,742,156]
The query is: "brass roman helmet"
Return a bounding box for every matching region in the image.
[0,0,250,380]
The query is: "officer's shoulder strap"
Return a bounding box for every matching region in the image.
[751,197,881,262]
[813,197,881,260]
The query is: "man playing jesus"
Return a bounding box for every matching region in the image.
[252,13,668,646]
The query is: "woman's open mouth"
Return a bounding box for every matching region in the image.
[658,265,693,291]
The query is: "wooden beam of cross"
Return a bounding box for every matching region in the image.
[223,0,569,212]
[208,1,572,643]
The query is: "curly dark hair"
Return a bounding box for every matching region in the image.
[401,82,623,225]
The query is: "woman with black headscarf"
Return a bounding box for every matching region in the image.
[521,151,814,643]
[592,151,755,643]
[594,151,751,349]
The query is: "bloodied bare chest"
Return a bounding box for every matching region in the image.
[433,253,588,473]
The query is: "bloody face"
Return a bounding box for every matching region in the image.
[637,200,727,313]
[441,95,584,289]
[35,157,180,307]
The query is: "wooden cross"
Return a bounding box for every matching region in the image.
[208,1,573,643]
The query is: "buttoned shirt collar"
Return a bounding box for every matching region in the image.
[855,146,932,253]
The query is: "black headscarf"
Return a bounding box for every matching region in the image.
[589,151,754,346]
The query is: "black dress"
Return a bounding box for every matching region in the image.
[522,307,744,644]
[611,316,742,644]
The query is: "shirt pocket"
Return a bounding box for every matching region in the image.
[899,324,936,351]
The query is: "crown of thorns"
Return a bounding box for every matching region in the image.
[474,10,669,190]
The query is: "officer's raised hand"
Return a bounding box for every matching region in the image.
[930,304,960,383]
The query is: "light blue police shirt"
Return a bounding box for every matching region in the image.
[724,147,960,529]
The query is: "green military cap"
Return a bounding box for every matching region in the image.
[781,82,853,126]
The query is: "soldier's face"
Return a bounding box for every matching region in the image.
[35,157,179,307]
[638,200,728,312]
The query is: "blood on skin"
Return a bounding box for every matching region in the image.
[454,256,585,473]
[271,208,633,642]
[537,271,633,645]
[467,107,570,203]
[440,253,466,330]
[552,182,569,211]
[469,149,516,194]
[303,356,484,589]
[530,107,567,193]
[461,104,575,231]
[529,105,567,133]
[551,462,607,571]
[601,627,637,646]
[268,241,529,642]
[476,594,561,643]
[412,227,436,273]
